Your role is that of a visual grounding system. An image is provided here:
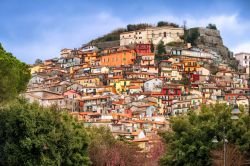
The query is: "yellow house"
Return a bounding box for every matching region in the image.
[30,65,46,74]
[130,80,144,88]
[183,59,200,72]
[110,80,130,94]
[76,76,101,87]
[84,52,98,64]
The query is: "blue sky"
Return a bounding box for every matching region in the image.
[0,0,250,64]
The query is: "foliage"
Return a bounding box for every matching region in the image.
[157,21,179,28]
[183,28,199,46]
[209,63,219,75]
[179,73,190,85]
[154,40,167,62]
[160,103,250,166]
[126,23,153,31]
[150,41,155,53]
[157,40,166,55]
[90,28,127,44]
[0,43,31,102]
[206,23,217,30]
[166,41,184,47]
[86,126,147,166]
[35,58,43,65]
[0,99,90,166]
[155,55,168,62]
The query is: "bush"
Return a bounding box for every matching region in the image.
[206,23,217,30]
[0,100,90,166]
[157,21,179,28]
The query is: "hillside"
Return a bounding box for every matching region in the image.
[88,21,179,45]
[87,21,238,69]
[184,27,239,69]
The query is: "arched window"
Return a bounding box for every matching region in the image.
[164,32,166,37]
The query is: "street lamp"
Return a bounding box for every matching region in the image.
[212,127,228,166]
[212,107,240,166]
[233,95,249,116]
[231,104,241,120]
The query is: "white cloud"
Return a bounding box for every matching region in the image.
[6,11,250,63]
[7,12,126,64]
[232,42,250,53]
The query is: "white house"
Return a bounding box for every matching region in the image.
[120,26,184,46]
[144,78,163,92]
[235,52,250,67]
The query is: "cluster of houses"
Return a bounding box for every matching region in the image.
[25,26,250,149]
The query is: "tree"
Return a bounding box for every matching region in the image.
[180,73,190,85]
[89,28,127,44]
[206,23,217,30]
[0,99,90,166]
[150,41,155,53]
[157,40,166,55]
[35,58,43,65]
[0,43,31,102]
[87,126,147,166]
[160,103,250,166]
[126,23,152,31]
[157,21,179,28]
[155,41,167,62]
[184,28,199,46]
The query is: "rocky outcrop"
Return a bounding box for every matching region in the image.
[188,27,239,69]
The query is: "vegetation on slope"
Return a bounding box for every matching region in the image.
[0,99,91,166]
[160,103,250,166]
[0,43,31,103]
[89,21,180,45]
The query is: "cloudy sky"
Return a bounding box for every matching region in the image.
[0,0,250,64]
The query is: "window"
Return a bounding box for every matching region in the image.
[164,32,166,37]
[123,58,126,61]
[245,56,247,60]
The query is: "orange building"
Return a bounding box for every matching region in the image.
[100,49,136,67]
[81,51,98,64]
[183,59,200,72]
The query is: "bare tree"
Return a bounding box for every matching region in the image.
[211,144,245,166]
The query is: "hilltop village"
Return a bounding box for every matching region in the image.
[26,25,250,149]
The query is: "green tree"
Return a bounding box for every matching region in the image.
[150,41,155,53]
[35,58,43,65]
[0,100,90,166]
[180,73,190,85]
[157,21,179,28]
[184,28,199,46]
[126,23,152,31]
[160,103,250,166]
[206,23,217,30]
[157,40,166,55]
[155,41,167,61]
[0,43,31,102]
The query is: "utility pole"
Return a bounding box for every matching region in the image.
[248,60,250,115]
[223,126,227,166]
